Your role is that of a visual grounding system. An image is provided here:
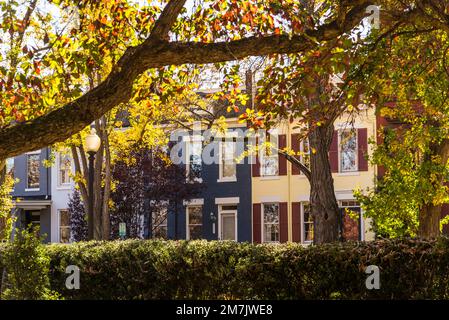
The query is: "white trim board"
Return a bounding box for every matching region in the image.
[215,197,240,205]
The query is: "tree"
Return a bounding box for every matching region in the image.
[355,27,449,238]
[67,189,88,242]
[107,147,203,240]
[0,0,382,162]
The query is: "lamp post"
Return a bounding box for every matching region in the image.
[85,128,101,240]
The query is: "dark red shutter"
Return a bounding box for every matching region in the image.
[279,134,287,176]
[357,128,368,171]
[279,202,288,243]
[291,134,301,175]
[292,202,301,242]
[253,203,261,243]
[329,130,339,173]
[252,137,260,177]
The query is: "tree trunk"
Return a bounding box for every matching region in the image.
[101,117,111,240]
[419,204,441,238]
[309,124,341,244]
[417,138,449,238]
[93,121,104,240]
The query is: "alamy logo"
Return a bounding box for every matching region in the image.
[366,5,380,29]
[65,265,80,290]
[365,265,380,290]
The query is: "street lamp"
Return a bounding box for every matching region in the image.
[85,128,101,240]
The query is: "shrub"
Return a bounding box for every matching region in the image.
[2,238,449,299]
[0,228,60,300]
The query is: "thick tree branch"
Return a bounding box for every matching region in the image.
[0,1,373,160]
[149,0,186,41]
[278,150,312,181]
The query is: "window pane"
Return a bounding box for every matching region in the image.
[263,204,279,224]
[264,223,279,242]
[221,140,236,178]
[301,139,310,169]
[60,210,70,227]
[59,210,71,243]
[59,154,72,185]
[222,214,235,240]
[340,130,357,172]
[27,154,40,189]
[188,206,202,224]
[261,155,278,176]
[189,225,202,240]
[6,158,14,178]
[152,207,168,239]
[303,203,314,242]
[189,139,202,177]
[263,203,279,242]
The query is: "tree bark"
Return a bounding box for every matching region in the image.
[417,138,449,238]
[0,0,374,161]
[419,204,441,238]
[309,124,341,244]
[101,117,112,240]
[93,120,104,240]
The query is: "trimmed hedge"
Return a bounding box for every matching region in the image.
[2,238,449,299]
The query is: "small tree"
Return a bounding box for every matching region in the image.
[68,190,88,242]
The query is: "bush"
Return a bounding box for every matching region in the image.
[0,228,60,300]
[2,238,449,299]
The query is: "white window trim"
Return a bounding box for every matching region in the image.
[186,205,203,240]
[338,129,358,173]
[261,203,280,244]
[58,209,71,243]
[56,152,73,189]
[218,133,238,182]
[259,133,279,178]
[218,205,238,242]
[25,188,40,192]
[215,197,240,205]
[25,150,41,155]
[183,198,204,206]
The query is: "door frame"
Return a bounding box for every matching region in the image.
[218,205,238,241]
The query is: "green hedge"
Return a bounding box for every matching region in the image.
[2,238,449,299]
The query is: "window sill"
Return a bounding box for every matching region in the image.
[336,172,360,177]
[217,178,237,183]
[56,185,72,191]
[25,188,40,192]
[259,176,281,181]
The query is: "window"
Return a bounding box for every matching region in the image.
[302,203,314,243]
[27,153,40,189]
[219,205,237,241]
[340,130,357,172]
[6,158,14,178]
[187,137,202,181]
[340,200,362,241]
[187,205,203,240]
[263,203,279,243]
[58,153,72,187]
[219,137,236,180]
[300,139,310,169]
[260,135,279,176]
[59,210,71,243]
[152,207,168,239]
